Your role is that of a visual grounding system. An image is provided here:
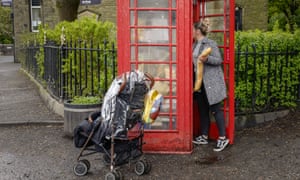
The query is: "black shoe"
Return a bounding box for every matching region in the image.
[192,135,208,145]
[213,138,229,152]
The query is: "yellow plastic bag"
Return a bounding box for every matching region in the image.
[142,89,163,124]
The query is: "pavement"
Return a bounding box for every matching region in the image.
[0,56,63,126]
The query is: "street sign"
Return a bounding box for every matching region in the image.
[1,0,12,7]
[80,0,101,5]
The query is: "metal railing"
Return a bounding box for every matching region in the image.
[235,43,300,115]
[25,41,300,114]
[25,44,39,79]
[24,40,117,101]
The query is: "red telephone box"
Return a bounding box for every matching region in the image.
[117,0,235,153]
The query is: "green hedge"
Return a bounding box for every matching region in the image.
[34,18,116,98]
[235,29,300,112]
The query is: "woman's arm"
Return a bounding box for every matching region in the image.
[205,40,223,65]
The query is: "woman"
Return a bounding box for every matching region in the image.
[192,20,229,152]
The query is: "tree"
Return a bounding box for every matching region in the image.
[0,6,13,44]
[56,0,80,21]
[268,0,300,32]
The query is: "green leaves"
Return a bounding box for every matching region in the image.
[37,17,116,45]
[71,96,101,105]
[235,30,300,112]
[0,6,13,44]
[268,0,300,32]
[33,17,116,100]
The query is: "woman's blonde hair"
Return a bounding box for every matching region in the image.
[194,19,209,36]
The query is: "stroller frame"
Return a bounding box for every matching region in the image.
[73,72,154,180]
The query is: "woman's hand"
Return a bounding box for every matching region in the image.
[198,55,208,62]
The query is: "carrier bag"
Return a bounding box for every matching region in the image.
[142,89,163,124]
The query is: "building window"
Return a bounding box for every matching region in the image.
[30,0,41,32]
[235,6,242,31]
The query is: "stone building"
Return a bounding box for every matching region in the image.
[78,0,116,23]
[235,0,268,31]
[12,0,116,63]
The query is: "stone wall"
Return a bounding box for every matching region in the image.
[0,44,14,56]
[235,0,268,31]
[78,0,116,23]
[13,0,30,63]
[13,0,59,63]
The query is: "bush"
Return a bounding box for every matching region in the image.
[71,96,101,105]
[34,17,116,98]
[0,6,13,44]
[235,29,300,112]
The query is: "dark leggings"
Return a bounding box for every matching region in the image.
[195,85,226,137]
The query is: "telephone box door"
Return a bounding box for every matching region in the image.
[193,0,235,143]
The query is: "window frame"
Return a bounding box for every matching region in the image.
[30,0,41,32]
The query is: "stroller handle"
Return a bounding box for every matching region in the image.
[119,74,127,93]
[145,72,155,89]
[118,72,154,93]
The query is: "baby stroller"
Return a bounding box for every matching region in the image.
[73,71,162,180]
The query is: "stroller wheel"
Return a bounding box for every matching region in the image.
[80,159,91,171]
[73,161,88,176]
[105,171,121,180]
[143,160,152,174]
[114,170,123,180]
[134,160,146,176]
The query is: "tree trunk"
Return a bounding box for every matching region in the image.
[56,0,80,22]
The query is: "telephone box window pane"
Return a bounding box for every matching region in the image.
[130,0,134,7]
[172,0,176,8]
[205,0,224,15]
[226,31,230,46]
[160,98,177,113]
[172,10,176,26]
[172,28,176,44]
[130,11,135,26]
[131,46,135,60]
[160,98,171,112]
[207,32,224,46]
[149,116,176,130]
[206,17,224,30]
[130,28,135,43]
[136,64,170,79]
[171,81,177,96]
[219,48,224,57]
[137,28,169,43]
[138,46,169,61]
[163,64,176,79]
[138,11,169,26]
[137,0,169,8]
[172,116,177,129]
[152,80,170,96]
[172,47,176,61]
[226,15,230,30]
[171,99,177,113]
[131,64,136,70]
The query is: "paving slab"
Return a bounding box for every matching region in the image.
[0,56,63,125]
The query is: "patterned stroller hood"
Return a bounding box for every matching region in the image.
[93,70,151,143]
